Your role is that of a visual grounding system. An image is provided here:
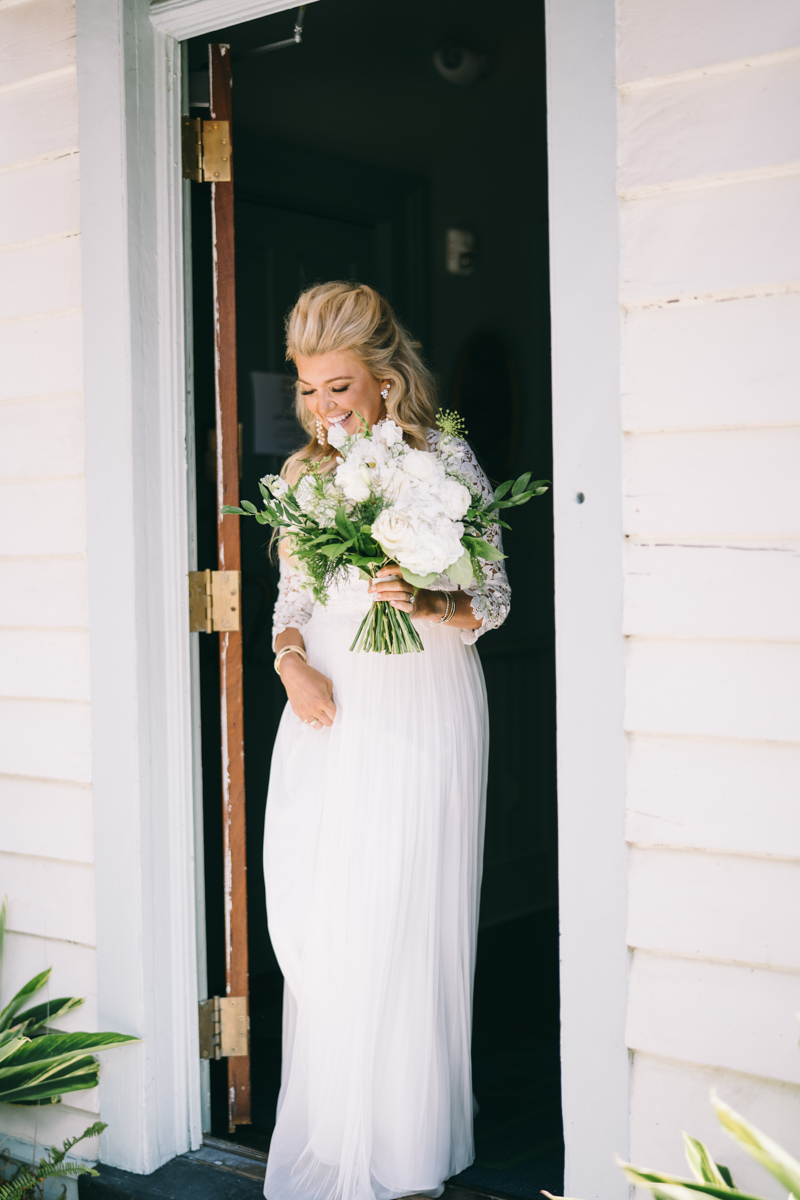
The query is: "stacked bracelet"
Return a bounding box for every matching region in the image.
[274,645,307,676]
[437,591,457,625]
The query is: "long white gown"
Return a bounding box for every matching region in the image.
[263,436,511,1200]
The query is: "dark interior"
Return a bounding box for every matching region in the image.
[189,2,561,1194]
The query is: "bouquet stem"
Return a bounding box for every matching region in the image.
[350,601,424,654]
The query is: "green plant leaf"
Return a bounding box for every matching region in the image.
[399,569,440,589]
[0,898,5,978]
[221,505,246,515]
[240,500,257,514]
[14,996,84,1037]
[683,1133,733,1188]
[619,1158,763,1200]
[317,539,355,558]
[0,970,51,1032]
[512,471,532,497]
[493,479,514,500]
[462,536,507,563]
[334,507,357,540]
[444,551,474,589]
[713,1092,800,1199]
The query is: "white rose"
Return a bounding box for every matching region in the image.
[371,508,416,560]
[402,448,436,481]
[373,418,404,447]
[438,478,471,520]
[335,458,371,502]
[373,463,413,502]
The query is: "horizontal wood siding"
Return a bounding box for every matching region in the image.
[0,0,97,1155]
[618,1,800,1193]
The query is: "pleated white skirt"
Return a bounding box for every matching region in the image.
[263,574,488,1200]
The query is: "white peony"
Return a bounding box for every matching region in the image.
[438,478,471,520]
[373,463,413,502]
[373,418,404,447]
[398,515,464,576]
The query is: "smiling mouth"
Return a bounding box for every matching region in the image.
[325,411,352,426]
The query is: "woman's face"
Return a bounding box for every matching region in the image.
[295,350,389,439]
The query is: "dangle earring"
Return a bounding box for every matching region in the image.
[380,384,390,401]
[315,417,327,446]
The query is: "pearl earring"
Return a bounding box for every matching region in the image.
[315,417,326,446]
[380,385,390,400]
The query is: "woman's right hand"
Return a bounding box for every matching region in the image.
[279,654,337,728]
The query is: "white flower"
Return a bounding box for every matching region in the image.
[335,458,371,502]
[294,474,340,526]
[326,421,348,449]
[260,474,289,498]
[371,508,417,560]
[402,448,436,482]
[373,463,413,502]
[373,418,404,447]
[438,478,471,520]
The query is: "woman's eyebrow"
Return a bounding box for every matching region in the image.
[297,375,355,386]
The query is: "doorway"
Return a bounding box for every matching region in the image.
[188,1,559,1195]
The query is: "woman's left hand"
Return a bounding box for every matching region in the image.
[368,567,444,620]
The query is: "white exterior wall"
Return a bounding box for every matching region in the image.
[0,0,101,1163]
[618,1,800,1194]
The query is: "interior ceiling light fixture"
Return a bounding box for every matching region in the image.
[243,5,307,56]
[433,43,489,86]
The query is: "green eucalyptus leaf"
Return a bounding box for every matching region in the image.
[445,551,474,589]
[221,505,246,516]
[240,500,258,514]
[399,569,440,589]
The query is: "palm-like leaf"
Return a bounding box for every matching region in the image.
[712,1093,800,1199]
[12,997,84,1038]
[0,970,51,1033]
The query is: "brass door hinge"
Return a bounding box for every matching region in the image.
[182,117,232,182]
[188,569,241,633]
[198,996,249,1060]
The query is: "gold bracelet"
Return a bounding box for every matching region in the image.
[274,645,307,676]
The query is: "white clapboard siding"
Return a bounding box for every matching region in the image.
[0,777,92,862]
[617,0,800,85]
[0,556,88,626]
[619,59,800,190]
[0,394,84,477]
[0,853,94,945]
[1,929,96,1030]
[0,77,77,169]
[625,638,800,743]
[624,540,800,640]
[0,630,90,701]
[0,310,83,400]
[621,291,800,432]
[626,734,800,859]
[621,176,800,302]
[627,951,800,1085]
[0,478,86,555]
[0,697,90,783]
[0,234,82,319]
[630,1053,800,1200]
[0,1103,101,1163]
[0,153,80,247]
[623,428,800,536]
[0,0,75,87]
[628,847,800,969]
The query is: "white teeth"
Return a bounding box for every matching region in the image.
[327,412,351,425]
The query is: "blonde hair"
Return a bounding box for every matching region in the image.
[282,282,438,481]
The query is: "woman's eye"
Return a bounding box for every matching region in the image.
[332,386,350,393]
[300,389,315,396]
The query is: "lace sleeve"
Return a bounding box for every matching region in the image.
[271,556,315,649]
[428,432,511,645]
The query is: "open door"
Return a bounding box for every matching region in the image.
[187,43,251,1132]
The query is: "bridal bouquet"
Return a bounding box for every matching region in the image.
[223,412,548,654]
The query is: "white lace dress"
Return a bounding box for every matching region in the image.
[263,435,510,1200]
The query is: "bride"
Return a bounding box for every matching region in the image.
[264,282,510,1200]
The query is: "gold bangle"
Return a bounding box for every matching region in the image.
[274,645,307,676]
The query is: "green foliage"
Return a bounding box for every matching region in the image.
[0,1121,105,1200]
[0,898,137,1107]
[543,1090,800,1200]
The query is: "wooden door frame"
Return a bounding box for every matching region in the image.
[76,0,628,1191]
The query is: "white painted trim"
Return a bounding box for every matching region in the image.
[0,65,76,96]
[545,2,629,1197]
[149,0,318,39]
[75,0,303,1173]
[618,161,800,202]
[621,280,800,312]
